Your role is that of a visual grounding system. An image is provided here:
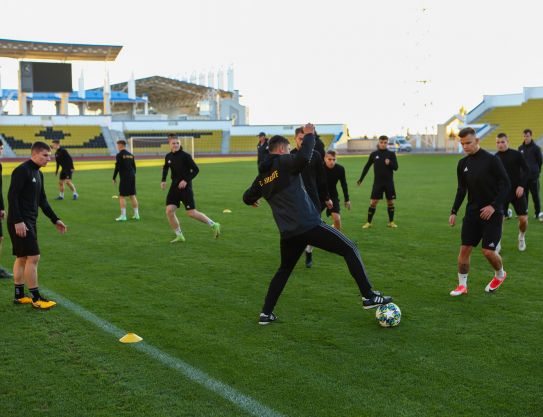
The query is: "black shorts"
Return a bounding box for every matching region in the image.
[119,176,136,197]
[505,192,528,216]
[59,169,73,180]
[8,222,40,257]
[166,185,196,210]
[326,198,341,217]
[371,182,396,200]
[461,211,502,250]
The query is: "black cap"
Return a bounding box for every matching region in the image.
[257,132,266,137]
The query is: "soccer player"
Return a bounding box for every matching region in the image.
[518,129,542,221]
[449,127,510,296]
[324,150,351,230]
[291,127,332,267]
[243,123,392,325]
[112,140,139,221]
[496,133,529,251]
[161,134,220,242]
[51,140,78,200]
[0,140,13,279]
[357,135,398,228]
[257,132,269,165]
[8,141,67,309]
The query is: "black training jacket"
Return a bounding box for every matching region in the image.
[518,141,542,180]
[243,134,322,239]
[8,160,59,225]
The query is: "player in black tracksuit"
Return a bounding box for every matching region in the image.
[449,128,510,297]
[243,124,392,325]
[291,127,331,268]
[518,129,542,219]
[161,134,220,242]
[256,132,269,166]
[0,140,13,278]
[324,150,350,231]
[357,135,398,228]
[51,140,78,200]
[7,141,67,309]
[496,133,529,251]
[113,140,139,221]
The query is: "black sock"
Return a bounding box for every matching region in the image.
[387,206,395,222]
[15,284,25,299]
[29,287,41,302]
[368,207,376,223]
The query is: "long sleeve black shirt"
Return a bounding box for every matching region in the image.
[451,149,510,215]
[257,139,269,165]
[496,149,528,189]
[243,134,321,239]
[358,149,398,183]
[290,148,329,209]
[113,149,136,180]
[518,141,542,180]
[55,147,74,174]
[161,150,199,187]
[326,163,349,201]
[8,160,59,225]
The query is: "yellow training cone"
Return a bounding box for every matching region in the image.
[112,195,119,199]
[119,333,143,343]
[223,209,232,213]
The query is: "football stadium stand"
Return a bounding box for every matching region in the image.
[0,124,109,156]
[464,87,543,149]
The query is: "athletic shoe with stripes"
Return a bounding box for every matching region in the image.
[485,272,507,293]
[362,292,393,309]
[258,312,277,325]
[450,285,468,296]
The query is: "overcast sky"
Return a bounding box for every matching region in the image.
[1,0,542,136]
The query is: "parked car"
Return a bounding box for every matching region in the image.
[387,137,412,152]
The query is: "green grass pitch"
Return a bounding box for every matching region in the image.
[0,155,541,417]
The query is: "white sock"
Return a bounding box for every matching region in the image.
[519,231,525,240]
[134,208,139,216]
[495,267,505,280]
[175,227,183,236]
[121,208,126,217]
[59,192,64,198]
[207,219,215,226]
[458,273,468,287]
[73,191,78,196]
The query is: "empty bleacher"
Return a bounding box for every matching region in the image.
[0,125,109,156]
[472,99,543,149]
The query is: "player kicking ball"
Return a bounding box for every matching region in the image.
[449,128,510,296]
[243,123,392,325]
[161,134,220,243]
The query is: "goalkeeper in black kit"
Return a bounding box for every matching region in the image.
[357,135,398,228]
[243,123,392,325]
[113,140,139,221]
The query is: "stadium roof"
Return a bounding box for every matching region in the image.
[89,76,233,115]
[0,38,122,61]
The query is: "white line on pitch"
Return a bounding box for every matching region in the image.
[45,288,286,417]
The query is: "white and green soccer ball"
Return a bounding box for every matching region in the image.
[375,303,401,327]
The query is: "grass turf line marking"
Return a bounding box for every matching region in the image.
[44,288,286,417]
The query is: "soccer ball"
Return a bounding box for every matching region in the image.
[506,208,513,219]
[375,303,401,327]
